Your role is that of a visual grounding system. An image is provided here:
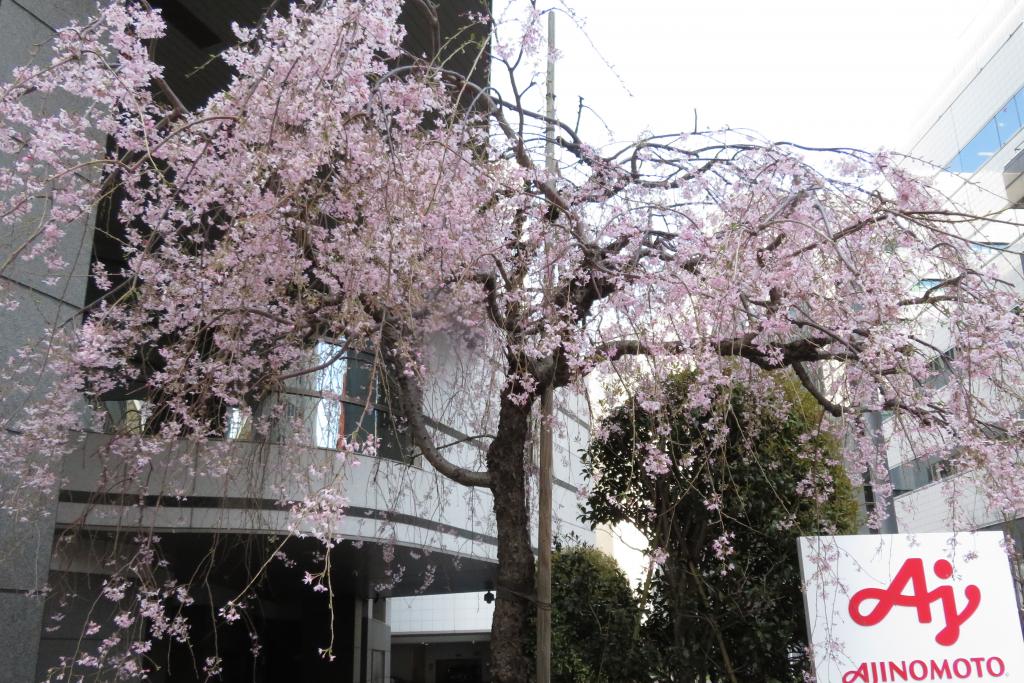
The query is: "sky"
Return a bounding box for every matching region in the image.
[537,1,1012,152]
[531,1,1016,584]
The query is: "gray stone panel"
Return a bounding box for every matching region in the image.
[0,210,95,311]
[0,512,52,592]
[0,5,98,678]
[0,591,45,683]
[0,292,62,617]
[0,2,55,78]
[0,2,101,309]
[0,0,96,35]
[0,294,85,425]
[35,572,113,682]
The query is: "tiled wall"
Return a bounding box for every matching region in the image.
[894,472,1002,533]
[885,7,1024,532]
[909,2,1024,167]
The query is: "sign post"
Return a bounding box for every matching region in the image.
[798,532,1024,682]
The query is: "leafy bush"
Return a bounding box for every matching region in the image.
[583,373,858,682]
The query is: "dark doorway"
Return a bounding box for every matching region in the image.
[436,659,482,683]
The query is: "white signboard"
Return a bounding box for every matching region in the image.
[798,532,1024,682]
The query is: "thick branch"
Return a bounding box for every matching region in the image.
[597,334,848,368]
[474,270,512,332]
[792,361,845,417]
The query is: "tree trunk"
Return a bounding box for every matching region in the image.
[487,391,536,683]
[667,556,696,683]
[688,560,739,683]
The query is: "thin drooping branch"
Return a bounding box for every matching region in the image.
[379,323,491,488]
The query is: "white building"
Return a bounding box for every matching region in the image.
[0,2,594,681]
[888,4,1024,544]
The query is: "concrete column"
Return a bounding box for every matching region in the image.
[0,2,97,679]
[360,597,391,683]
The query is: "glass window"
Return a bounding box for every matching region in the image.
[313,341,348,449]
[946,85,1024,172]
[345,354,375,402]
[959,119,1001,173]
[314,398,375,450]
[343,402,375,441]
[995,99,1022,146]
[309,342,409,457]
[377,409,412,462]
[927,458,955,483]
[1013,87,1024,133]
[970,241,1009,254]
[914,277,943,291]
[946,152,965,173]
[315,398,342,449]
[109,399,151,435]
[316,341,348,396]
[227,407,250,440]
[890,455,952,493]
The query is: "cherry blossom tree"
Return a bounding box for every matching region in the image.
[1,1,1023,682]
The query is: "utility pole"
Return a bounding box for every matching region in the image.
[537,10,556,683]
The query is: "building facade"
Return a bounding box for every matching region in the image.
[889,4,1024,545]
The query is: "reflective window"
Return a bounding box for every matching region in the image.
[317,341,348,396]
[1014,89,1024,132]
[995,100,1022,145]
[377,409,411,462]
[310,341,411,461]
[970,241,1009,254]
[947,83,1024,172]
[314,342,348,449]
[343,402,375,441]
[889,454,955,494]
[316,398,342,449]
[914,277,944,292]
[345,355,374,402]
[959,119,1001,173]
[947,152,966,174]
[227,407,250,440]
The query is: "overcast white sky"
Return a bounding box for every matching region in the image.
[538,1,1011,152]
[531,1,1016,583]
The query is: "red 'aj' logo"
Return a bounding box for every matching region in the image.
[848,558,981,646]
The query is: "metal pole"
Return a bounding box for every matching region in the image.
[537,10,556,683]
